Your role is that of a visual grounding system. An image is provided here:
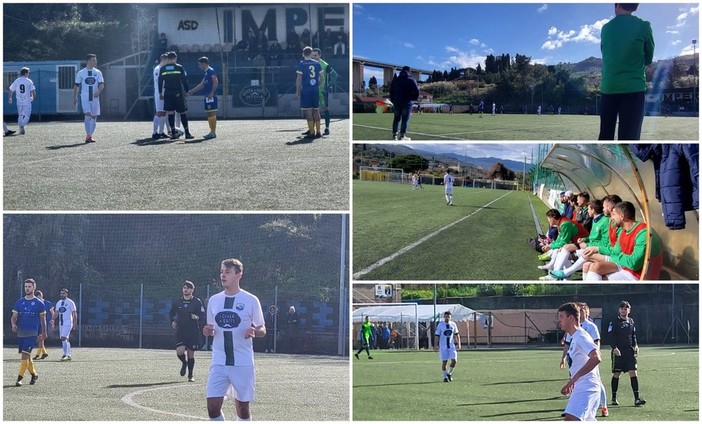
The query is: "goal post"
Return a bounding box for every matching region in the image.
[358,166,407,183]
[352,302,419,350]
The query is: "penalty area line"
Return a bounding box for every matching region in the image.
[121,384,208,420]
[353,191,513,279]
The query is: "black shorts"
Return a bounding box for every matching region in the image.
[611,348,637,373]
[176,329,200,351]
[164,92,187,113]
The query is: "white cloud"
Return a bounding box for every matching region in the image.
[680,43,699,56]
[667,30,681,34]
[469,39,480,46]
[541,18,608,50]
[672,40,682,46]
[404,42,415,49]
[537,4,548,14]
[532,57,549,65]
[353,4,365,13]
[425,46,486,70]
[416,55,424,61]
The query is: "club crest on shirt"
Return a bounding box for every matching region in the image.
[236,303,245,311]
[58,306,67,313]
[85,77,97,85]
[215,310,241,329]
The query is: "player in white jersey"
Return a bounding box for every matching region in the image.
[443,170,454,206]
[73,54,105,143]
[434,311,460,382]
[53,288,77,361]
[203,258,265,421]
[8,67,36,135]
[152,54,169,139]
[558,302,602,421]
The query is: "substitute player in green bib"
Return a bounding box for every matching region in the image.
[11,279,47,386]
[354,315,374,359]
[312,48,338,136]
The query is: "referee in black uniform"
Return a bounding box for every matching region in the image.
[158,51,193,139]
[170,280,205,381]
[606,300,646,406]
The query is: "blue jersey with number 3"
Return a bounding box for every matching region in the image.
[297,59,323,109]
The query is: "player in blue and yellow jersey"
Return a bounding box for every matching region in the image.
[32,290,55,360]
[188,57,219,140]
[11,279,46,386]
[311,48,338,136]
[296,46,324,139]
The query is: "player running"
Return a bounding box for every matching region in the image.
[170,280,205,382]
[296,46,324,139]
[11,279,46,386]
[8,67,36,135]
[73,54,104,143]
[434,311,460,382]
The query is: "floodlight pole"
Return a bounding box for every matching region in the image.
[693,39,698,114]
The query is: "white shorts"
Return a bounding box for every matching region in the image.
[154,94,164,113]
[60,324,73,338]
[206,364,255,402]
[445,187,453,195]
[565,384,600,421]
[81,98,101,116]
[439,348,457,362]
[607,268,638,281]
[17,104,32,118]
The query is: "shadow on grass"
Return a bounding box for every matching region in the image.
[484,378,564,385]
[46,142,89,150]
[478,407,565,419]
[286,137,314,146]
[353,381,440,388]
[132,137,177,146]
[105,381,178,389]
[459,396,563,407]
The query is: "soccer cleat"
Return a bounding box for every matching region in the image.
[15,377,23,387]
[611,398,619,406]
[33,355,41,360]
[303,132,315,139]
[4,130,16,136]
[601,407,609,417]
[29,374,38,385]
[185,132,195,140]
[549,270,567,280]
[447,374,452,381]
[537,264,553,271]
[399,136,411,141]
[159,133,169,139]
[314,132,323,138]
[443,377,449,383]
[180,363,187,377]
[368,356,374,359]
[40,353,48,360]
[538,275,556,281]
[354,353,359,359]
[392,134,398,140]
[634,398,646,407]
[537,252,551,261]
[203,133,217,140]
[61,355,68,361]
[188,376,195,382]
[301,130,311,136]
[19,126,25,135]
[152,133,161,140]
[323,128,330,135]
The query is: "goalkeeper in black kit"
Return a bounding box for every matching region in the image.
[158,51,193,139]
[606,300,646,407]
[170,280,205,382]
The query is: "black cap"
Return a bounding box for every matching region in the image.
[619,300,631,308]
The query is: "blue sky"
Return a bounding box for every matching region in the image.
[354,3,699,84]
[406,143,539,163]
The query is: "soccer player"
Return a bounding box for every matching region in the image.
[606,301,646,407]
[598,4,654,140]
[203,258,265,421]
[443,170,455,206]
[354,315,373,359]
[582,201,652,280]
[33,290,55,360]
[491,102,496,116]
[8,67,36,135]
[170,280,205,382]
[11,279,46,386]
[187,56,219,139]
[537,209,589,278]
[296,46,324,139]
[53,288,77,361]
[73,54,104,143]
[311,48,337,135]
[478,100,484,117]
[557,302,601,421]
[152,54,169,139]
[159,51,193,140]
[434,311,460,382]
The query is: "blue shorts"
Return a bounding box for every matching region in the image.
[18,337,36,354]
[300,87,319,110]
[204,96,218,112]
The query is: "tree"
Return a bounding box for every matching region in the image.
[388,154,428,173]
[485,162,516,181]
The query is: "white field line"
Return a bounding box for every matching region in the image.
[121,385,208,420]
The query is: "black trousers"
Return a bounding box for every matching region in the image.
[598,91,645,140]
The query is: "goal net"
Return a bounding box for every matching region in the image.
[358,166,407,183]
[472,179,519,190]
